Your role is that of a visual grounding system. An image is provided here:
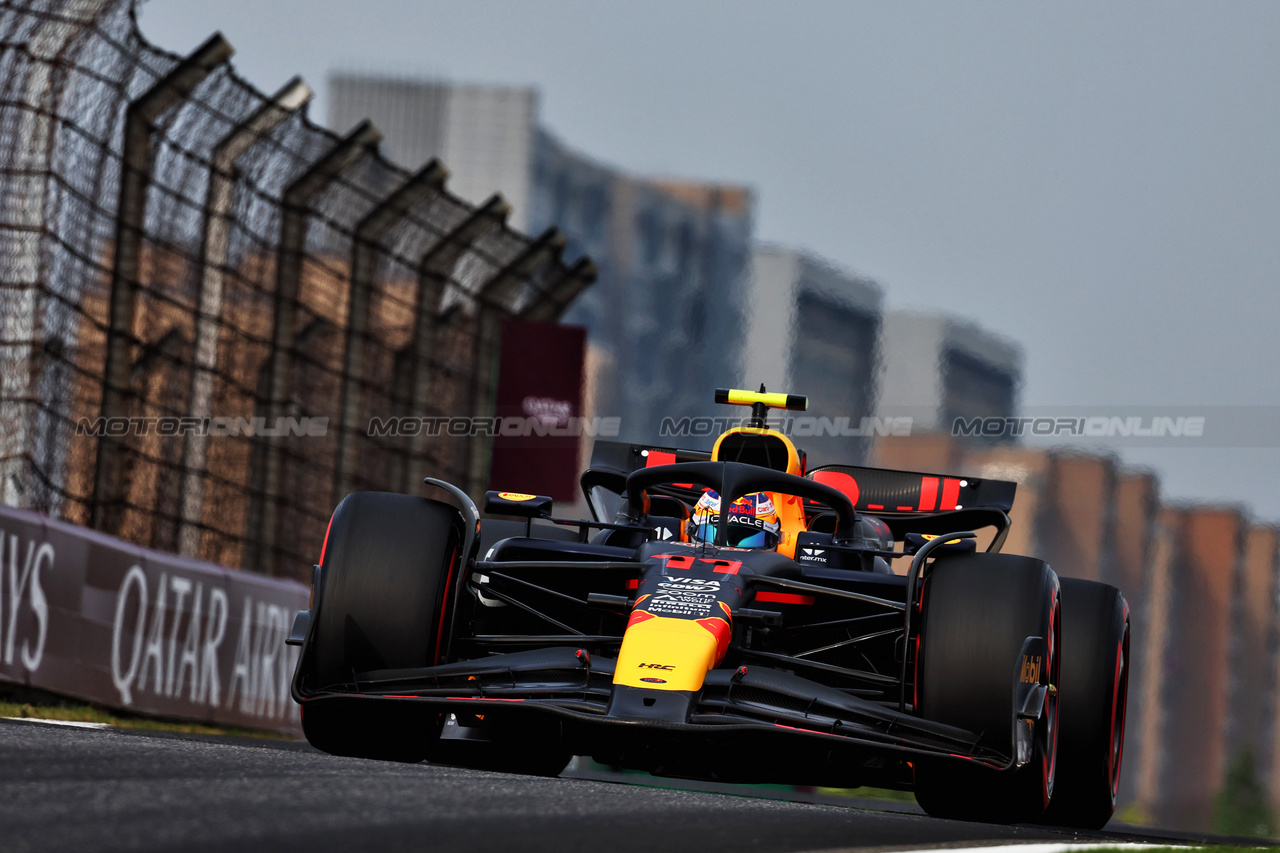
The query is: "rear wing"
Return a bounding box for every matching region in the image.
[581,442,712,518]
[586,441,711,481]
[582,442,1017,551]
[586,443,1016,512]
[806,464,1016,552]
[805,464,1016,514]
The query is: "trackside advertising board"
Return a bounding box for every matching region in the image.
[0,503,307,734]
[488,319,587,502]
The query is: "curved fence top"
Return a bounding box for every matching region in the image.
[0,0,594,581]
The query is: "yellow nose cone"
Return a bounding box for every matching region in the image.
[613,611,730,692]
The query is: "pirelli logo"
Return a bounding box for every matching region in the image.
[1020,654,1043,684]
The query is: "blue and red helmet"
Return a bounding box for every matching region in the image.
[688,490,781,549]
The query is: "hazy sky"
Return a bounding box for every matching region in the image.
[138,0,1280,520]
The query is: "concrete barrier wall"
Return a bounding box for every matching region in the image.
[0,503,307,734]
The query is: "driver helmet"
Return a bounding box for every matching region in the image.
[688,490,781,550]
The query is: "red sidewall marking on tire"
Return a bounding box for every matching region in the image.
[318,513,335,567]
[912,576,927,710]
[911,633,922,709]
[1108,607,1130,798]
[434,543,460,666]
[1043,591,1060,805]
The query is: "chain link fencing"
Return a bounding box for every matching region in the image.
[0,0,593,582]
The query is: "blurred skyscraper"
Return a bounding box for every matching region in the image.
[329,73,754,441]
[877,311,1023,440]
[745,246,883,465]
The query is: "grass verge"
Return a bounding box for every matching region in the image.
[0,699,292,739]
[817,785,916,802]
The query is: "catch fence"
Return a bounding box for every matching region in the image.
[0,0,594,581]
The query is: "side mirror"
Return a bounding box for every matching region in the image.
[484,490,553,519]
[903,532,976,557]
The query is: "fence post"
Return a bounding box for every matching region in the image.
[90,33,234,534]
[176,76,311,557]
[518,257,597,323]
[251,120,381,574]
[0,0,109,511]
[465,228,565,498]
[332,159,447,504]
[396,194,510,493]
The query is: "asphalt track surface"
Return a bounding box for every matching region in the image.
[0,719,1243,853]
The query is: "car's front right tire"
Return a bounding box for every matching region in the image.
[1037,578,1129,829]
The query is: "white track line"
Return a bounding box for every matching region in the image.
[844,840,1192,845]
[2,717,111,730]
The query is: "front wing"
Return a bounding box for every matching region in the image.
[297,647,1013,784]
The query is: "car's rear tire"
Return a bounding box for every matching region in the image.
[913,552,1061,824]
[300,491,462,762]
[1037,578,1129,829]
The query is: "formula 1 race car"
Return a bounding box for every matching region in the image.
[289,388,1129,828]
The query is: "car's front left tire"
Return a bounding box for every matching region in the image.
[298,491,463,762]
[912,552,1061,824]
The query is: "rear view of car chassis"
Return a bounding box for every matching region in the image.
[289,389,1129,828]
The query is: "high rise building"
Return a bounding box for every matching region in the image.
[876,311,1022,440]
[744,245,883,465]
[328,77,538,225]
[328,73,754,442]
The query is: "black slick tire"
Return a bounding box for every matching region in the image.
[1037,578,1129,829]
[300,491,462,762]
[913,552,1061,824]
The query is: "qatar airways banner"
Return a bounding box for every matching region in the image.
[488,319,587,502]
[0,504,307,734]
